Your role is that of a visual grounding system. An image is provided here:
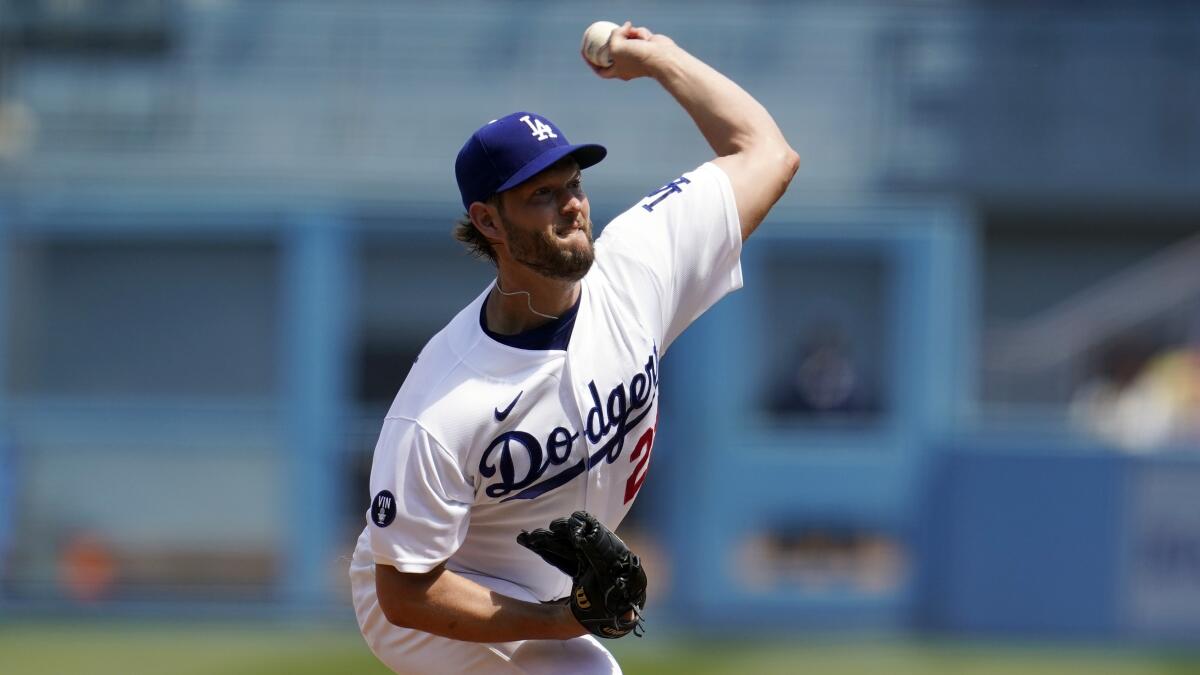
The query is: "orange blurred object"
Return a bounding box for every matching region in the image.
[58,532,117,603]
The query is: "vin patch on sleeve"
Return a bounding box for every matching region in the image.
[371,490,397,528]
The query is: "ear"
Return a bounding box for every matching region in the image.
[468,201,504,243]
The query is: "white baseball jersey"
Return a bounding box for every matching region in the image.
[351,161,742,611]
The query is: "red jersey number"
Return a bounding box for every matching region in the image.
[623,426,654,504]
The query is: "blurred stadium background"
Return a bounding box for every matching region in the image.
[1,1,1198,673]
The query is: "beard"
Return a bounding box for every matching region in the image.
[502,216,595,281]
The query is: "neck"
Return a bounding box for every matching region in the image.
[486,266,579,335]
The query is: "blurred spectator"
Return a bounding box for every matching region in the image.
[767,326,878,419]
[0,100,37,160]
[1071,339,1200,451]
[58,531,117,603]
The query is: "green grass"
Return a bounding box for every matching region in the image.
[0,622,1197,675]
[0,622,390,675]
[612,638,1200,675]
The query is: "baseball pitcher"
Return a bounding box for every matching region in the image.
[349,20,799,674]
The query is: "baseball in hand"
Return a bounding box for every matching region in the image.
[581,20,620,67]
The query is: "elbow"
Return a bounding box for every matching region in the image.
[740,140,799,194]
[378,590,414,629]
[781,145,800,185]
[751,138,799,188]
[375,563,430,630]
[741,137,800,181]
[762,143,799,199]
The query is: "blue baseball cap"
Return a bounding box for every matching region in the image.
[455,112,607,210]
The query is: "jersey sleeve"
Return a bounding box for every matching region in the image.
[365,416,475,572]
[596,162,743,351]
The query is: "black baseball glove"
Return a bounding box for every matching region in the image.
[517,511,647,639]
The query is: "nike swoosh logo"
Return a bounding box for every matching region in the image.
[494,391,523,422]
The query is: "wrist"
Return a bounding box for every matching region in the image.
[551,600,585,639]
[643,41,686,82]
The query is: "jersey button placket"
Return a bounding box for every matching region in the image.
[560,353,592,514]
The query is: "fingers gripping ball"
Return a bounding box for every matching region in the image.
[581,20,620,67]
[518,511,648,639]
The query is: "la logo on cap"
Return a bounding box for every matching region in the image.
[519,115,558,142]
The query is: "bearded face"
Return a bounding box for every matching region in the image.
[492,158,595,281]
[500,209,595,281]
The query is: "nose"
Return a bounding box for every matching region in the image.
[561,195,583,216]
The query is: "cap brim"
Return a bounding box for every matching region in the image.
[495,143,607,194]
